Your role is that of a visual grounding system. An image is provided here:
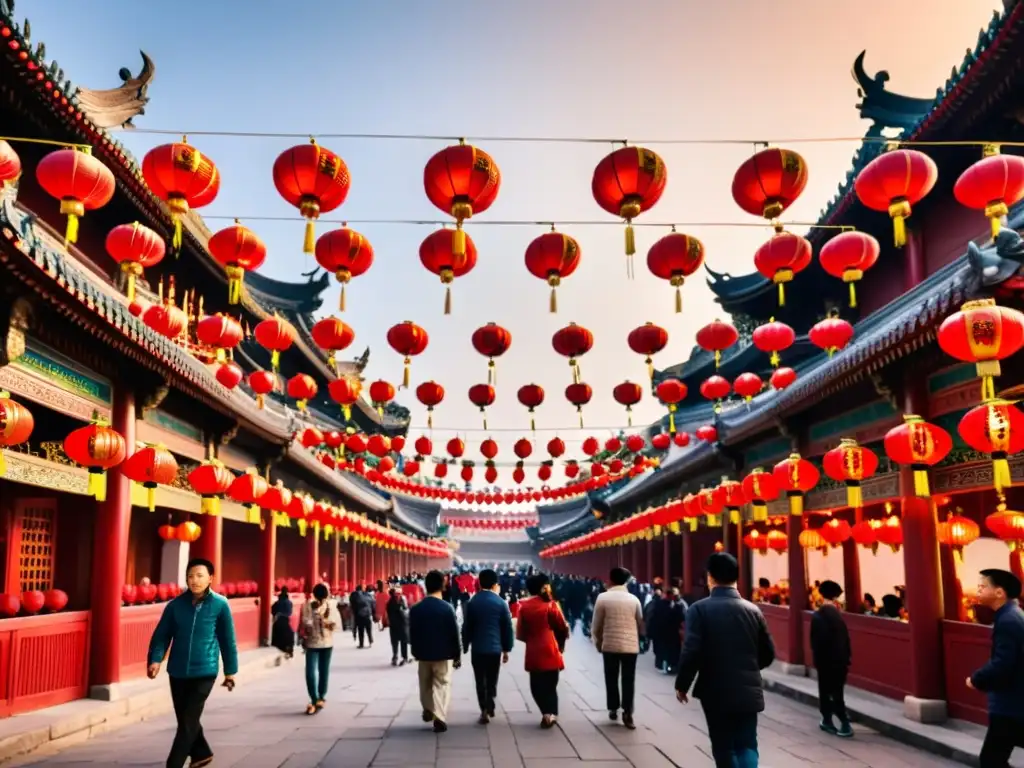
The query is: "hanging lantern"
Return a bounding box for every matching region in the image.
[752,318,795,367]
[143,299,188,340]
[875,514,903,553]
[675,432,690,447]
[772,453,819,516]
[36,147,117,245]
[208,221,267,305]
[809,315,855,357]
[799,529,827,554]
[565,382,593,428]
[732,373,763,402]
[272,140,351,254]
[958,399,1024,493]
[770,367,797,391]
[937,298,1024,400]
[0,140,20,186]
[547,437,565,458]
[176,521,202,543]
[655,378,687,434]
[986,496,1024,550]
[420,229,477,315]
[698,485,726,528]
[286,373,318,411]
[696,425,718,443]
[386,321,429,388]
[346,433,368,454]
[565,461,580,479]
[883,415,953,497]
[369,380,396,418]
[696,319,739,368]
[216,361,244,390]
[552,322,594,384]
[700,375,731,413]
[651,433,671,451]
[122,444,178,512]
[611,381,642,426]
[64,421,127,501]
[591,146,667,269]
[314,227,374,312]
[158,523,177,542]
[311,316,355,372]
[517,384,545,431]
[513,438,533,461]
[628,322,669,381]
[766,529,788,555]
[937,511,980,562]
[646,231,705,312]
[261,482,293,515]
[254,316,296,373]
[582,437,600,457]
[605,436,622,453]
[721,480,748,525]
[819,231,880,308]
[248,370,278,409]
[480,439,499,461]
[538,464,552,482]
[472,323,512,385]
[851,519,880,554]
[954,145,1024,239]
[328,375,361,421]
[469,383,496,429]
[822,438,879,508]
[187,459,233,516]
[731,148,808,228]
[141,139,220,250]
[299,427,324,449]
[819,518,852,549]
[424,142,500,260]
[524,229,581,313]
[0,393,33,476]
[105,222,166,302]
[742,467,779,522]
[367,434,391,458]
[447,438,465,459]
[754,232,812,307]
[854,147,938,247]
[196,314,244,362]
[411,380,444,429]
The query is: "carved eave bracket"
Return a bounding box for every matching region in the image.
[0,296,32,368]
[852,51,935,135]
[966,227,1024,296]
[74,51,155,130]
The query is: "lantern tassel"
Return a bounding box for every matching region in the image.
[298,519,308,537]
[172,218,183,252]
[981,374,997,402]
[889,199,911,248]
[530,415,536,432]
[993,455,1011,493]
[146,484,156,512]
[340,284,347,312]
[226,266,243,305]
[913,468,930,497]
[627,409,633,427]
[89,469,107,502]
[668,405,676,435]
[0,450,4,477]
[271,350,280,372]
[770,351,780,367]
[303,219,316,254]
[444,286,452,315]
[453,225,466,258]
[688,518,698,532]
[403,358,411,389]
[787,491,803,517]
[488,359,495,386]
[707,514,721,528]
[201,496,220,516]
[578,408,584,429]
[777,282,786,307]
[256,394,264,409]
[675,286,682,314]
[65,212,79,245]
[624,223,636,259]
[846,482,863,509]
[427,412,433,429]
[729,509,740,525]
[714,350,721,369]
[342,404,351,422]
[246,505,261,525]
[849,282,857,308]
[482,413,488,430]
[550,286,557,314]
[126,274,137,302]
[752,502,767,522]
[647,357,654,381]
[297,399,307,411]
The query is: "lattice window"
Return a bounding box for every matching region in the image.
[16,502,55,592]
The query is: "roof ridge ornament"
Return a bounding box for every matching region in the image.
[74,51,155,130]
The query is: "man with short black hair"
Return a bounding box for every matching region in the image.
[810,579,852,737]
[675,552,775,767]
[462,568,514,723]
[410,569,462,733]
[969,568,1024,766]
[148,558,238,768]
[593,567,644,729]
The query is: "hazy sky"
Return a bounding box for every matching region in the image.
[28,1,1001,486]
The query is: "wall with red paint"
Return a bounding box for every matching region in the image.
[921,198,988,276]
[275,527,307,581]
[221,519,260,584]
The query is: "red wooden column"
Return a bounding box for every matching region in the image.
[190,515,222,581]
[331,534,340,589]
[736,522,749,598]
[258,508,277,645]
[89,386,135,699]
[681,529,693,597]
[842,508,863,611]
[787,503,808,669]
[305,527,319,593]
[940,546,963,621]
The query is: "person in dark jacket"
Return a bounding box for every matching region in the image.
[349,585,375,648]
[675,552,775,768]
[809,580,853,737]
[410,570,462,733]
[148,558,238,768]
[270,587,294,658]
[968,568,1024,766]
[386,588,411,666]
[462,568,515,724]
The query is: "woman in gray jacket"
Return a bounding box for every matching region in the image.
[299,583,340,715]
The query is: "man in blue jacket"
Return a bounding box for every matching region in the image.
[410,570,462,733]
[462,568,515,724]
[968,568,1024,766]
[148,558,239,768]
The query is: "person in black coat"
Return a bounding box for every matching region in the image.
[968,568,1024,766]
[349,585,375,648]
[386,589,411,666]
[270,588,294,658]
[810,580,852,738]
[675,553,775,768]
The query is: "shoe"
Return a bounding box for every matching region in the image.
[478,713,490,725]
[836,721,854,738]
[487,708,496,718]
[540,716,554,729]
[608,710,618,721]
[391,658,398,666]
[400,659,407,666]
[819,717,837,735]
[422,710,434,722]
[622,713,636,730]
[305,704,318,715]
[433,719,448,733]
[316,699,325,709]
[192,759,214,768]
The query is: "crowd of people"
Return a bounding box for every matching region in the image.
[145,555,1024,768]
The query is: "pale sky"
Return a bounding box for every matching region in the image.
[28,0,1003,487]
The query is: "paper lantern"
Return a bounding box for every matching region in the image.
[732,373,763,401]
[936,512,980,560]
[700,375,730,412]
[592,146,667,261]
[517,384,545,431]
[64,422,127,501]
[854,148,938,247]
[105,222,166,302]
[254,316,295,373]
[772,454,819,516]
[122,444,179,511]
[655,379,687,434]
[38,147,116,244]
[0,392,33,476]
[328,376,361,421]
[420,228,477,315]
[176,520,202,543]
[207,221,267,304]
[822,438,879,508]
[646,232,704,312]
[957,400,1024,493]
[424,142,500,259]
[818,231,880,308]
[731,147,808,222]
[696,319,738,368]
[752,319,795,367]
[188,460,234,516]
[565,382,592,428]
[248,370,277,410]
[469,383,496,429]
[216,361,243,390]
[142,140,219,249]
[875,515,903,553]
[311,316,355,372]
[369,380,396,417]
[937,298,1024,400]
[272,140,350,253]
[628,322,668,381]
[742,468,779,522]
[524,230,580,312]
[386,321,429,388]
[552,323,594,384]
[315,227,373,311]
[986,497,1024,550]
[883,415,952,497]
[753,232,811,307]
[286,374,318,411]
[954,145,1024,238]
[613,381,643,426]
[770,367,797,391]
[809,316,854,357]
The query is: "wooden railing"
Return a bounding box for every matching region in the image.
[941,620,990,724]
[0,611,90,717]
[759,604,790,663]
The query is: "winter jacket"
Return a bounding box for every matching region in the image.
[592,586,644,654]
[516,596,568,672]
[349,590,375,621]
[462,590,514,656]
[810,603,851,671]
[386,595,410,640]
[300,598,340,649]
[148,590,239,679]
[971,601,1024,718]
[409,596,460,663]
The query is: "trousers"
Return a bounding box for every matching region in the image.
[602,652,638,714]
[472,654,502,714]
[356,617,373,646]
[980,713,1024,767]
[418,660,453,723]
[529,670,559,716]
[166,676,216,768]
[817,666,849,724]
[390,634,409,662]
[304,647,332,705]
[702,708,759,768]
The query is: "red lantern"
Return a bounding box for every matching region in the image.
[300,427,324,449]
[413,380,444,429]
[141,140,219,250]
[822,438,879,508]
[122,444,179,512]
[547,437,565,458]
[402,460,419,478]
[36,147,117,244]
[809,316,855,357]
[655,379,687,434]
[517,384,545,431]
[188,460,234,516]
[721,480,748,524]
[752,319,795,367]
[196,314,243,360]
[387,321,429,388]
[311,316,355,372]
[460,465,473,484]
[700,375,730,412]
[955,146,1024,239]
[105,222,166,302]
[958,400,1024,493]
[21,590,44,615]
[772,454,819,516]
[346,433,368,454]
[646,232,705,312]
[484,465,498,484]
[228,470,269,520]
[986,498,1024,550]
[254,317,295,373]
[207,220,267,305]
[626,434,645,453]
[851,519,880,553]
[369,380,396,417]
[0,141,20,185]
[612,381,643,426]
[514,438,533,460]
[469,383,496,429]
[286,373,318,411]
[744,530,769,555]
[525,230,581,313]
[799,529,826,553]
[565,382,593,428]
[770,367,797,391]
[315,227,373,312]
[696,319,739,368]
[937,513,980,559]
[854,148,938,247]
[447,438,465,459]
[591,146,667,262]
[732,373,763,401]
[472,323,512,384]
[582,437,600,456]
[64,422,127,501]
[819,518,852,549]
[435,463,449,480]
[176,521,202,544]
[766,529,788,554]
[937,298,1024,400]
[696,425,718,443]
[248,370,278,409]
[0,392,33,476]
[875,515,903,553]
[420,229,477,315]
[552,323,594,384]
[216,361,243,390]
[883,415,953,497]
[565,461,580,479]
[652,433,671,451]
[675,432,690,447]
[628,322,669,381]
[742,468,779,521]
[424,143,500,259]
[328,376,361,421]
[158,524,176,541]
[538,465,552,482]
[819,231,880,308]
[272,140,351,253]
[142,302,188,340]
[731,148,808,223]
[754,233,812,307]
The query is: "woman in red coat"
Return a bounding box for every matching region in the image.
[516,573,569,728]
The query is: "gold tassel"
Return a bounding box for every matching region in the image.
[172,217,183,251]
[256,394,264,409]
[483,414,488,430]
[714,350,721,369]
[246,505,261,524]
[147,485,156,512]
[427,412,433,429]
[297,399,307,411]
[444,286,452,315]
[847,483,863,509]
[788,492,803,516]
[752,503,767,522]
[688,518,698,532]
[624,223,635,257]
[627,409,633,427]
[578,409,584,429]
[226,266,243,305]
[889,199,911,248]
[770,351,780,367]
[675,286,682,314]
[303,219,316,254]
[668,405,676,434]
[530,415,536,432]
[340,284,346,312]
[65,212,79,245]
[993,456,1011,493]
[271,350,280,372]
[342,404,351,422]
[0,449,5,477]
[729,509,740,525]
[89,470,107,502]
[550,287,557,314]
[706,514,721,528]
[777,282,786,307]
[453,225,467,258]
[126,274,137,302]
[377,405,383,418]
[913,469,930,497]
[201,496,220,516]
[403,358,411,389]
[647,358,654,381]
[298,519,308,537]
[981,375,996,402]
[849,282,857,308]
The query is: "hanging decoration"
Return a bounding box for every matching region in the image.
[314,227,374,311]
[447,438,465,459]
[655,378,687,434]
[254,316,296,373]
[524,229,581,313]
[552,322,594,384]
[721,479,748,525]
[809,314,855,357]
[696,424,718,443]
[413,380,444,429]
[369,380,396,418]
[228,469,269,523]
[752,318,795,367]
[772,453,819,516]
[937,298,1024,400]
[820,518,851,549]
[311,316,355,373]
[875,514,903,553]
[517,384,545,431]
[248,370,278,409]
[818,231,880,308]
[612,381,643,426]
[196,314,243,362]
[799,529,827,554]
[770,367,797,391]
[142,286,188,340]
[954,145,1024,239]
[105,222,166,302]
[286,373,318,411]
[700,375,730,413]
[854,147,938,247]
[698,485,726,528]
[627,322,668,381]
[64,420,127,501]
[883,415,953,497]
[328,375,361,421]
[731,147,808,230]
[696,319,739,368]
[122,444,179,512]
[272,139,351,254]
[420,228,477,315]
[957,399,1024,493]
[547,437,566,458]
[936,511,980,562]
[468,383,496,429]
[367,434,392,458]
[646,231,705,312]
[591,146,667,270]
[300,427,324,449]
[472,323,512,385]
[176,521,202,543]
[651,433,671,451]
[565,382,593,428]
[35,147,116,245]
[675,432,690,447]
[0,392,33,476]
[0,141,20,186]
[753,232,811,307]
[423,142,501,259]
[207,219,267,305]
[986,496,1024,550]
[216,361,244,390]
[141,138,219,251]
[851,519,880,554]
[822,438,879,508]
[742,467,779,522]
[732,372,763,402]
[386,321,429,388]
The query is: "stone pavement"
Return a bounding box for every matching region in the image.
[11,626,973,767]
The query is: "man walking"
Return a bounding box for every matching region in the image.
[349,584,375,648]
[462,568,515,723]
[810,580,853,737]
[592,567,644,730]
[148,558,238,768]
[968,568,1024,766]
[410,570,462,733]
[675,553,775,768]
